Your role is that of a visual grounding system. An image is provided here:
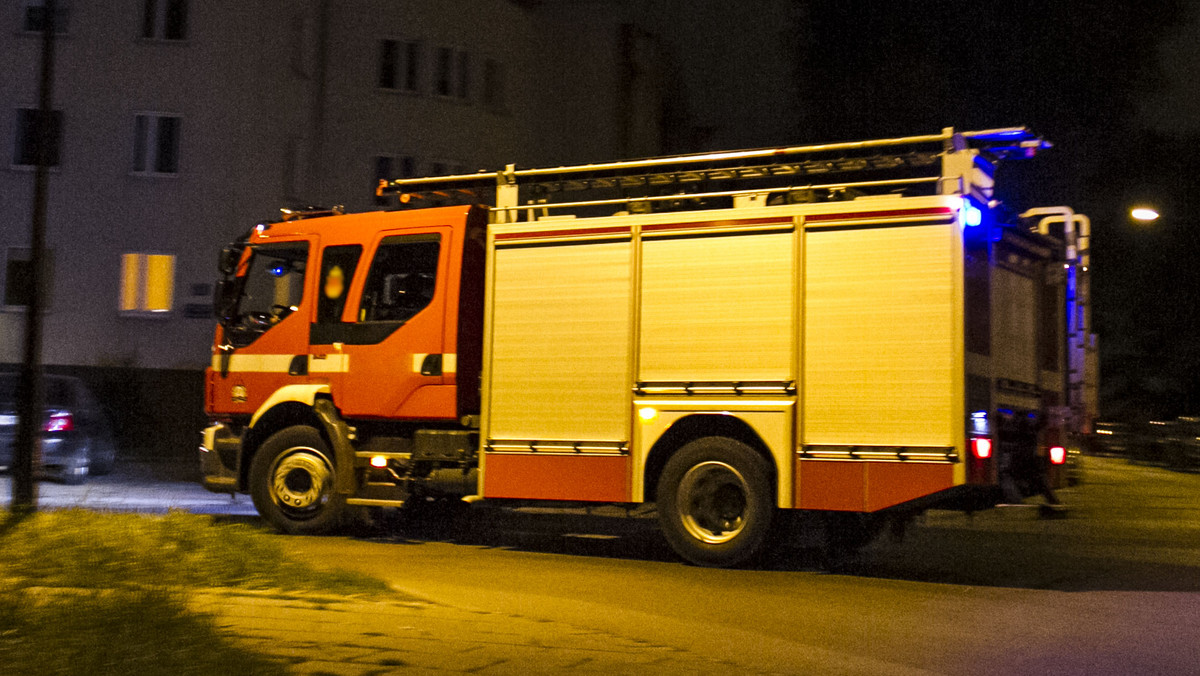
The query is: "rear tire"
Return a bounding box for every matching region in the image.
[249,425,346,535]
[656,437,775,567]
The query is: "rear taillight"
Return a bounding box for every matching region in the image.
[1049,445,1067,465]
[44,412,74,432]
[970,437,993,459]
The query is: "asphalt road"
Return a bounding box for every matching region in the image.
[284,458,1200,675]
[3,456,1198,674]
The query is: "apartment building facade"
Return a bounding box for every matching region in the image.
[1,0,671,372]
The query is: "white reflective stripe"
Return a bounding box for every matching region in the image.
[250,384,331,427]
[308,354,350,373]
[211,354,295,373]
[210,353,350,373]
[412,353,429,373]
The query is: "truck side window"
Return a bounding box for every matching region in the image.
[316,245,362,323]
[358,234,440,323]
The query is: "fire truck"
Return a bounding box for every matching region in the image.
[200,127,1092,567]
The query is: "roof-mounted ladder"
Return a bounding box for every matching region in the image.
[377,127,1049,221]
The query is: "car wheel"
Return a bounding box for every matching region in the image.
[249,425,347,535]
[656,436,775,568]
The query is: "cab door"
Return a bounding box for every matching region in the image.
[209,238,315,418]
[327,227,454,420]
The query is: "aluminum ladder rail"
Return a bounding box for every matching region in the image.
[377,127,1049,221]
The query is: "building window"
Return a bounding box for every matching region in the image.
[379,39,421,92]
[120,253,174,314]
[4,248,32,307]
[435,47,452,96]
[22,0,70,34]
[132,114,181,175]
[12,108,62,168]
[483,58,506,111]
[141,0,188,40]
[435,47,469,100]
[455,50,470,100]
[4,247,53,310]
[428,161,464,177]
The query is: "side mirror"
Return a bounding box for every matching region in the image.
[218,246,243,276]
[213,278,239,323]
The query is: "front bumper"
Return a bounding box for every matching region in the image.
[199,423,243,494]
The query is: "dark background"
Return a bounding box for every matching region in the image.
[786,0,1200,420]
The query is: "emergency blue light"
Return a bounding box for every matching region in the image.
[268,263,287,277]
[963,203,983,227]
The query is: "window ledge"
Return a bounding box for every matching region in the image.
[129,171,180,179]
[378,87,423,97]
[9,164,62,173]
[119,310,174,319]
[135,37,190,45]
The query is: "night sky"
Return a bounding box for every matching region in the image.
[784,0,1200,419]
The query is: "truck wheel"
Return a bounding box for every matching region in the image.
[656,437,775,567]
[250,425,346,535]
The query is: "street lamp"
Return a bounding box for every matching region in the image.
[1131,207,1160,222]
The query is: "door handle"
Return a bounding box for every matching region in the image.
[288,355,309,376]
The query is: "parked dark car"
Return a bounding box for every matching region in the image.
[0,373,116,484]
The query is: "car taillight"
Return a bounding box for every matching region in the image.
[971,437,993,459]
[44,412,74,432]
[1049,445,1067,465]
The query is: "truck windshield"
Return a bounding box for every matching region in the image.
[225,242,309,346]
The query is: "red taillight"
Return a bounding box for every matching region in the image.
[971,437,993,459]
[44,412,74,432]
[1049,446,1067,465]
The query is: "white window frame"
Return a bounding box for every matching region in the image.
[119,252,175,317]
[131,113,182,177]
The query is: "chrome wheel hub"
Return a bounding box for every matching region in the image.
[677,461,749,544]
[270,447,333,515]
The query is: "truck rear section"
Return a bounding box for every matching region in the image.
[200,127,1091,566]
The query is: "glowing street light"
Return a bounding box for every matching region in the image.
[1130,207,1160,222]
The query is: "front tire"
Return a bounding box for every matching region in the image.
[249,425,346,535]
[656,437,775,567]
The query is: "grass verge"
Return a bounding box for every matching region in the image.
[0,509,391,675]
[0,508,387,593]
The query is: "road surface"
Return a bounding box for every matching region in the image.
[285,457,1200,675]
[3,456,1198,674]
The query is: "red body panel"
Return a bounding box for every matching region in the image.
[483,454,631,502]
[795,459,955,512]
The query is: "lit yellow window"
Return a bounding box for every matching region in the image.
[120,253,175,313]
